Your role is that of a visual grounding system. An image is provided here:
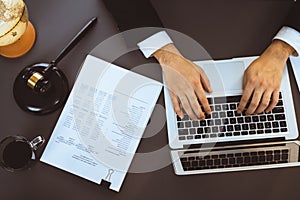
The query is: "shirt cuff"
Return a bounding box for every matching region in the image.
[273,26,300,56]
[137,31,173,58]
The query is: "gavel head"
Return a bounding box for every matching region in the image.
[22,68,52,94]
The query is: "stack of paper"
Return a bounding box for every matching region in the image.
[40,55,162,192]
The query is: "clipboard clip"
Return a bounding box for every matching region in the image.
[100,168,114,189]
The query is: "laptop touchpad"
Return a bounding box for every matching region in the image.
[200,61,245,93]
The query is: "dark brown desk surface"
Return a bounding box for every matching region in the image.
[0,0,299,200]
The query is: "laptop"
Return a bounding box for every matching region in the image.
[164,56,300,175]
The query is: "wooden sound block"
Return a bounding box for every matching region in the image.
[0,22,36,58]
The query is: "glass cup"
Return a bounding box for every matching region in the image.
[0,135,45,172]
[0,1,36,58]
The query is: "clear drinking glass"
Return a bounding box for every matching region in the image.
[0,135,45,172]
[0,1,28,46]
[0,0,36,58]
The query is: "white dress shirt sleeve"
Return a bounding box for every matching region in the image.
[137,31,173,58]
[273,26,300,56]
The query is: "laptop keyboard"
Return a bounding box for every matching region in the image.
[180,149,289,171]
[177,93,288,141]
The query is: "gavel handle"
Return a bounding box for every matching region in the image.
[45,17,97,71]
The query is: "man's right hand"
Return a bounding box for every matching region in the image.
[153,44,212,120]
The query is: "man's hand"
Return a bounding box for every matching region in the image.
[153,44,212,120]
[238,40,295,115]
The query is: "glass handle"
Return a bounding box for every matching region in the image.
[30,136,45,151]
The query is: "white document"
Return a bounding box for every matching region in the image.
[40,55,162,192]
[290,56,300,92]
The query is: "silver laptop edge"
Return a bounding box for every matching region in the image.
[171,141,300,175]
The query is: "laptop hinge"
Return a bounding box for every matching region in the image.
[183,137,286,150]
